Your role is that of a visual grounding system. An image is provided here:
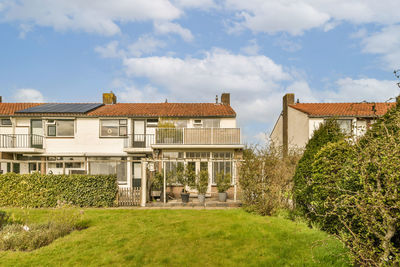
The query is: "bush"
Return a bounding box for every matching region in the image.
[309,140,357,233]
[293,119,345,217]
[196,170,209,195]
[240,145,301,216]
[332,104,400,266]
[0,173,118,207]
[0,208,89,251]
[215,172,231,193]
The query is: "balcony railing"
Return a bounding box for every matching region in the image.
[0,134,44,149]
[124,134,155,148]
[124,128,241,148]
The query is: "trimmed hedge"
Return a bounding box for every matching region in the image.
[0,173,118,207]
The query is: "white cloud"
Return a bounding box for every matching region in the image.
[360,25,400,69]
[172,0,217,9]
[320,78,398,102]
[94,41,124,58]
[1,0,181,36]
[154,21,194,42]
[117,84,166,103]
[225,0,400,35]
[122,48,290,127]
[241,39,259,55]
[128,35,166,57]
[12,89,45,102]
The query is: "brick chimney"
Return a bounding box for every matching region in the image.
[283,93,295,157]
[0,96,2,103]
[103,92,117,105]
[221,93,230,105]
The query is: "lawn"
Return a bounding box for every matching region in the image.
[0,208,349,266]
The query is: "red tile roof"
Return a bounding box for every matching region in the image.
[0,102,236,117]
[87,103,236,117]
[0,103,42,116]
[289,102,396,117]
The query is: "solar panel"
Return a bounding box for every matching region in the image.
[15,103,104,114]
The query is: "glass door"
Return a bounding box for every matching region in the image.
[133,120,145,148]
[31,120,43,148]
[132,162,142,187]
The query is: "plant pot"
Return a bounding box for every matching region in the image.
[218,192,227,202]
[181,193,190,203]
[198,194,205,204]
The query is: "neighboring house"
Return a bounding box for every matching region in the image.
[270,93,396,155]
[0,93,243,204]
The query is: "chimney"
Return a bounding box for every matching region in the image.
[221,93,230,105]
[283,93,295,157]
[0,96,2,103]
[103,91,117,105]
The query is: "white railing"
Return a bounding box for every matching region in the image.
[155,128,241,145]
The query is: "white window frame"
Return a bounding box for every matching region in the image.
[46,119,75,137]
[99,119,127,137]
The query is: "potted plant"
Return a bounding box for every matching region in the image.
[196,170,209,204]
[152,171,167,202]
[216,172,231,202]
[177,164,195,203]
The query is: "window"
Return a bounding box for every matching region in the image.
[0,118,12,126]
[337,119,352,135]
[212,161,232,184]
[100,119,127,137]
[193,119,202,128]
[204,119,220,128]
[213,152,232,159]
[89,157,127,183]
[146,119,158,127]
[47,120,74,137]
[186,152,210,158]
[162,152,184,159]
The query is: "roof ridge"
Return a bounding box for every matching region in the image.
[290,102,395,105]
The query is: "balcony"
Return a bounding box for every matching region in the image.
[0,134,44,153]
[124,128,242,151]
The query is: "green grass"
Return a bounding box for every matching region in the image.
[0,208,349,266]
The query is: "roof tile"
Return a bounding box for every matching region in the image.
[0,103,42,116]
[289,102,396,117]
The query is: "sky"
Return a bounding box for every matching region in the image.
[1,0,400,144]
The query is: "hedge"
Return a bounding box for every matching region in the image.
[0,173,118,207]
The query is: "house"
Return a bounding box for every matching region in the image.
[0,92,243,205]
[270,93,396,155]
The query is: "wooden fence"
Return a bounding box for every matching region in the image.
[117,187,141,206]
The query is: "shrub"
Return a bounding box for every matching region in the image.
[332,103,400,266]
[309,140,358,233]
[215,172,231,193]
[177,164,196,193]
[0,173,118,207]
[240,145,301,216]
[0,209,89,251]
[293,119,345,217]
[196,170,209,195]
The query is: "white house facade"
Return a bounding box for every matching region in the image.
[0,93,243,204]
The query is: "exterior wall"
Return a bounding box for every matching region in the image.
[308,118,324,139]
[44,118,128,155]
[219,118,236,128]
[270,114,283,147]
[287,107,309,150]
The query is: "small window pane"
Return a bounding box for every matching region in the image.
[48,125,56,136]
[1,119,12,126]
[119,119,127,125]
[57,120,74,136]
[119,126,127,136]
[101,120,119,136]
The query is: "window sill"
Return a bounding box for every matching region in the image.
[46,136,75,139]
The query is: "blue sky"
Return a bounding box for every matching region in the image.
[1,0,400,144]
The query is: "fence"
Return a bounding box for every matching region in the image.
[117,187,141,206]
